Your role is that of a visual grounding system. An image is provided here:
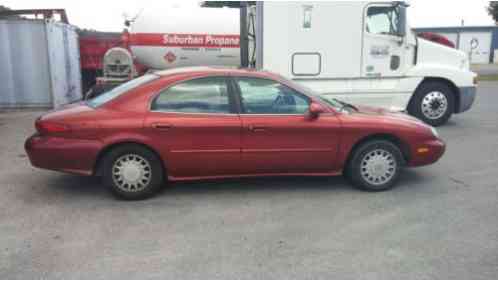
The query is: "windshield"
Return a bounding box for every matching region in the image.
[87,74,159,108]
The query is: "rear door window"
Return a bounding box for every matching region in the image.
[151,77,231,114]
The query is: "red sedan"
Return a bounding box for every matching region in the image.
[25,67,445,199]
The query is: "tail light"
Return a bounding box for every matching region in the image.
[35,120,70,135]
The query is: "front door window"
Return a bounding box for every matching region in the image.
[236,77,310,114]
[366,6,400,36]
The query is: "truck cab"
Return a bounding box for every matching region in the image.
[250,1,477,126]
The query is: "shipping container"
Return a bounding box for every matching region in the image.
[0,19,82,108]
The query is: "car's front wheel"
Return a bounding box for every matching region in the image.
[102,144,164,200]
[347,140,404,191]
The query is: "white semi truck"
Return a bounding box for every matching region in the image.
[99,1,477,126]
[249,2,477,126]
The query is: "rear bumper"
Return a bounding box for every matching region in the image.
[456,86,476,113]
[25,134,102,176]
[407,139,446,167]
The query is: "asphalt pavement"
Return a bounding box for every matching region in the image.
[472,63,498,76]
[0,83,497,279]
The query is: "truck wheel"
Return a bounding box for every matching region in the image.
[347,140,403,192]
[102,144,164,200]
[409,81,454,127]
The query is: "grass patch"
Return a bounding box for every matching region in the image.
[478,74,498,81]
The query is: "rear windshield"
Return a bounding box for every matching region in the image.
[87,74,159,108]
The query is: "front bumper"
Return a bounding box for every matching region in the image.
[25,134,102,175]
[456,86,476,113]
[407,139,446,167]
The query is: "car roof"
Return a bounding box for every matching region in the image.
[153,66,277,78]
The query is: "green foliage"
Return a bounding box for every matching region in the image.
[487,1,498,23]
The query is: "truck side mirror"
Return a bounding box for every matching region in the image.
[396,5,407,37]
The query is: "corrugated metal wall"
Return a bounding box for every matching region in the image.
[0,19,82,109]
[46,21,82,107]
[0,20,52,107]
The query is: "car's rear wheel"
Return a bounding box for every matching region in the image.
[102,144,164,200]
[347,140,404,191]
[408,81,454,127]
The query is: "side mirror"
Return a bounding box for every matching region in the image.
[396,4,407,38]
[308,102,325,119]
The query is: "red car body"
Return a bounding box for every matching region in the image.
[25,67,444,184]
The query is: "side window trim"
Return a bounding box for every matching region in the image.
[231,76,311,116]
[227,76,244,114]
[149,75,238,115]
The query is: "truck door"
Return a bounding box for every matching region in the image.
[361,3,407,78]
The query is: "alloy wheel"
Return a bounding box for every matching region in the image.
[421,91,448,120]
[112,154,152,192]
[360,149,397,186]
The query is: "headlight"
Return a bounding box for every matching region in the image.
[430,127,439,139]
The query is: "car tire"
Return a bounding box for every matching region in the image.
[347,140,404,192]
[408,81,454,127]
[102,144,164,200]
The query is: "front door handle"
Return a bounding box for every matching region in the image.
[151,123,173,130]
[248,125,267,132]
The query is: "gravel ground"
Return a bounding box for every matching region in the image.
[0,83,497,279]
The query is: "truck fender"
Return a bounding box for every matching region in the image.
[406,63,475,88]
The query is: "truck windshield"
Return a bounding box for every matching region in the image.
[87,74,159,108]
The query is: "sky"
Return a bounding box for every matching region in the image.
[1,0,494,32]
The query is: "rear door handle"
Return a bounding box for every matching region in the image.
[248,125,267,132]
[152,123,173,130]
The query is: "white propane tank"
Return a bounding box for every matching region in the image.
[103,47,136,78]
[128,6,241,70]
